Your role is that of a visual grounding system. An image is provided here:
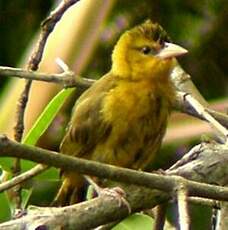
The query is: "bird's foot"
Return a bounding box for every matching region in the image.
[100,187,131,214]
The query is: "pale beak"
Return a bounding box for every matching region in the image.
[156,42,188,59]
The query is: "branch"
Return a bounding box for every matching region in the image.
[171,64,228,130]
[0,63,227,197]
[0,137,227,229]
[0,66,94,89]
[176,92,228,143]
[14,0,79,140]
[0,164,48,193]
[176,182,190,230]
[188,197,220,209]
[1,65,227,130]
[27,0,79,71]
[0,186,166,230]
[11,0,79,210]
[0,135,228,201]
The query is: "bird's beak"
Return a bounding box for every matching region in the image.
[156,42,188,59]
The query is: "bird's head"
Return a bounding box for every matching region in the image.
[111,20,187,81]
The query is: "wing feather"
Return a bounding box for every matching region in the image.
[60,73,115,157]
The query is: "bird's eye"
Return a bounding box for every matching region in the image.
[141,46,156,55]
[141,46,151,55]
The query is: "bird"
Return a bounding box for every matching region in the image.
[53,20,187,205]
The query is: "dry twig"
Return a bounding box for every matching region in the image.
[176,182,190,230]
[11,0,79,211]
[0,137,227,229]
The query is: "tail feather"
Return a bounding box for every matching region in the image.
[52,172,85,206]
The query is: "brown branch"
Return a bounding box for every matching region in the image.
[188,197,220,209]
[0,66,94,89]
[0,59,227,204]
[0,186,162,230]
[174,92,228,129]
[176,92,228,143]
[171,64,228,129]
[218,201,228,230]
[0,137,227,229]
[12,0,79,211]
[1,64,227,129]
[0,135,228,201]
[27,0,79,71]
[0,164,48,193]
[153,204,167,230]
[14,0,80,140]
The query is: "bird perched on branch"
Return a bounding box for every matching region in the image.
[54,20,187,205]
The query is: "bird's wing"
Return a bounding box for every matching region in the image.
[60,73,115,158]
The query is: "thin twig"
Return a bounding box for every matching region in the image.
[12,0,79,211]
[12,79,32,209]
[206,108,228,129]
[153,204,167,230]
[0,65,94,88]
[176,182,190,230]
[171,64,208,106]
[1,65,227,128]
[14,0,80,139]
[188,197,220,209]
[0,164,48,193]
[27,0,79,71]
[177,92,228,143]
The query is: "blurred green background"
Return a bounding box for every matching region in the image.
[0,0,227,98]
[0,0,227,228]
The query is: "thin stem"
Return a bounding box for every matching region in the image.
[11,0,79,212]
[177,182,190,230]
[0,164,48,193]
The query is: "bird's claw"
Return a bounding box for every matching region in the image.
[100,187,131,214]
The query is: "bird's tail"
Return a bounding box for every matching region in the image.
[52,172,85,206]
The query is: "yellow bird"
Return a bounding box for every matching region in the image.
[54,20,187,205]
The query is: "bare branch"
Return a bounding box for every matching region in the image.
[176,182,190,230]
[27,0,79,71]
[0,187,151,230]
[171,64,228,130]
[0,137,227,229]
[179,92,228,143]
[0,66,94,89]
[12,0,79,210]
[0,135,228,201]
[188,197,220,209]
[0,164,48,193]
[174,92,228,130]
[1,65,227,130]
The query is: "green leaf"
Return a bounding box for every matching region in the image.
[113,213,154,230]
[21,188,33,210]
[86,185,95,200]
[0,88,75,212]
[23,88,75,146]
[0,193,11,222]
[0,88,74,178]
[0,158,12,172]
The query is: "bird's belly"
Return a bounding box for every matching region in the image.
[91,105,168,170]
[92,83,171,169]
